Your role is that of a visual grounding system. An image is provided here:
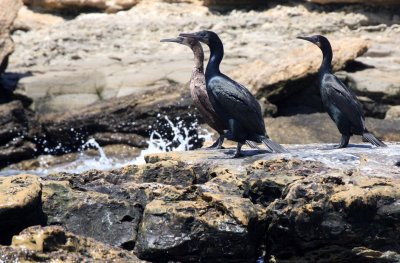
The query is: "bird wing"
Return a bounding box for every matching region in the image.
[323,73,365,129]
[207,75,266,135]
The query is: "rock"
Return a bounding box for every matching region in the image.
[0,174,44,245]
[9,2,390,116]
[266,171,400,262]
[265,113,400,144]
[92,132,148,148]
[0,0,22,74]
[13,6,64,31]
[0,226,146,262]
[23,0,141,13]
[135,198,263,262]
[2,144,400,261]
[308,0,400,6]
[37,84,200,154]
[42,180,143,249]
[385,106,400,120]
[0,101,39,167]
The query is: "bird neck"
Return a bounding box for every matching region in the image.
[191,43,204,73]
[319,44,333,77]
[206,39,224,80]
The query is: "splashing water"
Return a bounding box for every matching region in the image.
[0,115,212,176]
[134,115,212,164]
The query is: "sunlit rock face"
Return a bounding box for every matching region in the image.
[1,144,399,262]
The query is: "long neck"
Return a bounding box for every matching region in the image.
[205,39,224,80]
[319,43,333,77]
[191,43,204,73]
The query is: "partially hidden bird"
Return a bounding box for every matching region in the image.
[160,36,260,150]
[297,35,387,148]
[178,31,288,157]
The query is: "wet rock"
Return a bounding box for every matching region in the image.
[92,132,148,148]
[0,226,146,262]
[0,174,44,245]
[42,180,143,249]
[135,198,263,262]
[266,173,400,262]
[0,101,39,167]
[38,84,199,154]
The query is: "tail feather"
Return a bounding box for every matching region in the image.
[261,137,289,153]
[246,140,261,150]
[362,132,387,147]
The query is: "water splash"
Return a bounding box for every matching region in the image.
[0,115,211,175]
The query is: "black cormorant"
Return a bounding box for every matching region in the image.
[160,36,260,150]
[297,35,387,148]
[179,31,288,157]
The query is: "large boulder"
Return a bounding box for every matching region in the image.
[0,226,146,262]
[0,174,44,245]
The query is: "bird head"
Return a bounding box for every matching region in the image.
[297,35,330,50]
[160,36,197,47]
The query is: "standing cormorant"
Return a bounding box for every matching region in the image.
[160,36,260,150]
[297,35,387,148]
[179,31,288,157]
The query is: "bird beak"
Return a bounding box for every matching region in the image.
[179,32,200,40]
[160,37,183,43]
[297,36,314,43]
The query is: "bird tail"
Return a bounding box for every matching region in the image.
[260,137,288,153]
[246,140,260,150]
[362,132,387,147]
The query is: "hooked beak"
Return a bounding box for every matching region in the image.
[297,36,314,43]
[160,37,183,43]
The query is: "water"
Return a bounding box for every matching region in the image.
[0,115,213,176]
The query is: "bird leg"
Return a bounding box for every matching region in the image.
[335,134,350,148]
[233,143,243,158]
[207,135,225,149]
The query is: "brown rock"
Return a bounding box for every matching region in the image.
[13,6,64,31]
[24,0,141,12]
[0,226,146,262]
[0,174,44,245]
[0,0,22,74]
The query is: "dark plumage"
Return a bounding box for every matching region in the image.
[179,31,287,157]
[297,35,387,148]
[160,36,225,149]
[160,36,260,150]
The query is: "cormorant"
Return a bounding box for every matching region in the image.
[160,36,260,150]
[297,35,387,148]
[179,31,288,157]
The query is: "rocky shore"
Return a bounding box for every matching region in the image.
[1,145,400,262]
